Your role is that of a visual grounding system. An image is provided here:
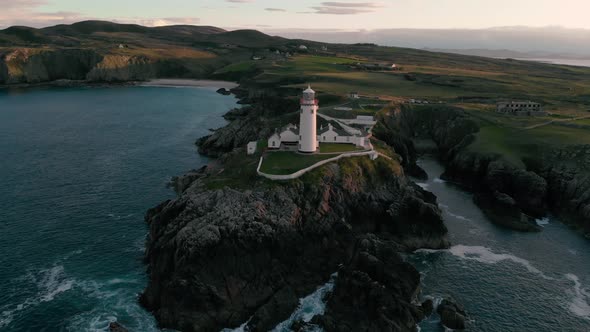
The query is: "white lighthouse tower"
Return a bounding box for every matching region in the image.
[298,85,318,153]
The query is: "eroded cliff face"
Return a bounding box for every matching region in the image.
[377,104,590,235]
[0,48,155,84]
[141,156,449,332]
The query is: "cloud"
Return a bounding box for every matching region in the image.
[265,8,286,12]
[0,0,201,29]
[309,1,384,15]
[225,0,254,2]
[320,2,383,8]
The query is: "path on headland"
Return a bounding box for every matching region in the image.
[522,115,590,130]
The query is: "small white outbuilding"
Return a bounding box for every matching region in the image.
[247,141,258,155]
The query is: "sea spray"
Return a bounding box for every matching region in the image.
[271,273,338,332]
[221,274,338,332]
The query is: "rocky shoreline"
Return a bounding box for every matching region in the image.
[375,104,590,236]
[139,87,459,331]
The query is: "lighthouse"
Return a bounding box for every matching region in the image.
[298,85,318,153]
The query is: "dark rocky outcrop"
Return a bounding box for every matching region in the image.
[216,88,232,95]
[141,155,449,332]
[108,322,129,332]
[197,93,299,157]
[436,299,467,330]
[474,191,541,232]
[317,235,423,332]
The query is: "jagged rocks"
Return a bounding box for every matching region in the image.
[318,235,423,332]
[420,299,434,317]
[436,299,467,330]
[474,191,542,232]
[108,322,129,332]
[216,88,232,95]
[141,156,449,332]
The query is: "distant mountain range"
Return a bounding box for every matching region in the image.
[265,26,590,58]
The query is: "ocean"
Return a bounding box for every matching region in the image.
[517,58,590,68]
[413,158,590,331]
[0,85,237,331]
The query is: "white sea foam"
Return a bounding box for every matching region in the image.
[448,245,553,280]
[38,265,74,302]
[433,178,445,183]
[221,317,252,332]
[271,273,338,332]
[416,183,430,189]
[0,265,75,329]
[445,211,472,222]
[66,277,159,332]
[536,217,550,226]
[565,274,590,320]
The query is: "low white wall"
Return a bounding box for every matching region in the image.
[257,150,378,181]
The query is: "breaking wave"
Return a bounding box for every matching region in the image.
[565,274,590,320]
[448,245,553,280]
[445,210,472,222]
[536,217,550,226]
[271,273,337,332]
[0,265,75,329]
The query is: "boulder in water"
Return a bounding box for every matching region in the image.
[108,322,129,332]
[436,299,467,330]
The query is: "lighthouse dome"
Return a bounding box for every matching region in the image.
[304,85,315,94]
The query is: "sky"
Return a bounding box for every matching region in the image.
[1,0,590,31]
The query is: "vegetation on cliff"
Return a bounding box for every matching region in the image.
[377,103,590,235]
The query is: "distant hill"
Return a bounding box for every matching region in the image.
[0,20,283,48]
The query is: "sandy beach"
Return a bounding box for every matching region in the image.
[141,79,238,89]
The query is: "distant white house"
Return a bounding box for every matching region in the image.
[349,92,360,99]
[247,141,258,155]
[298,45,308,50]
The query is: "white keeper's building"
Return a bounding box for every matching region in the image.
[268,86,369,152]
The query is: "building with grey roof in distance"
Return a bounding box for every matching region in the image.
[496,101,547,116]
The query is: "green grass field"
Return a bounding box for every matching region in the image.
[247,53,590,117]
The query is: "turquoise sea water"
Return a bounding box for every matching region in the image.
[0,86,237,331]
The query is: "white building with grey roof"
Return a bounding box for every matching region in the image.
[268,86,370,151]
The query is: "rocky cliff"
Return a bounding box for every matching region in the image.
[0,48,156,84]
[376,104,590,235]
[197,90,300,157]
[141,153,449,332]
